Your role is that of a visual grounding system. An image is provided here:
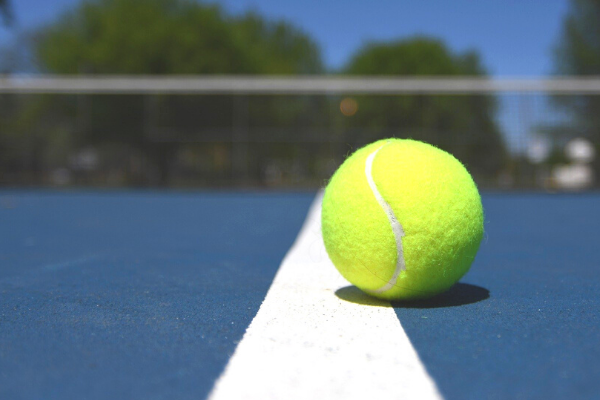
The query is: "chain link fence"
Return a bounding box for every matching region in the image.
[0,76,597,190]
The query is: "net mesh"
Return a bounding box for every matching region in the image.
[0,76,597,190]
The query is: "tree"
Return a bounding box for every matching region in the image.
[32,0,325,185]
[555,0,600,76]
[554,0,600,136]
[0,0,11,26]
[36,0,322,75]
[553,0,600,182]
[38,0,245,74]
[233,12,322,75]
[342,37,506,180]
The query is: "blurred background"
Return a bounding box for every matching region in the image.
[0,0,598,190]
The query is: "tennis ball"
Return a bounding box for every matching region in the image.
[321,138,484,301]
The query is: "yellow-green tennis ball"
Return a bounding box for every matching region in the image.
[321,138,484,301]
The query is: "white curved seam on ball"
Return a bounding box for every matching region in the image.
[364,142,406,294]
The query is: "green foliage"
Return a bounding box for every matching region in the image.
[555,0,600,75]
[28,0,325,185]
[4,1,506,185]
[0,0,11,26]
[554,0,600,144]
[36,0,322,74]
[342,37,506,178]
[346,38,477,76]
[552,0,600,183]
[233,13,322,74]
[0,94,75,183]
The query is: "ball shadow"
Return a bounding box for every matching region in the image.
[335,282,490,309]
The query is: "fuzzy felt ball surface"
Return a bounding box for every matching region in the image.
[321,139,484,301]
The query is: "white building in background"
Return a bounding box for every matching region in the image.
[552,138,596,191]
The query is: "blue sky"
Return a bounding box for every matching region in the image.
[1,0,570,76]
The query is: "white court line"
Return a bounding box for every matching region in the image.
[208,193,442,400]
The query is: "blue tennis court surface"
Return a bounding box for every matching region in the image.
[397,194,600,400]
[1,191,599,399]
[0,191,314,400]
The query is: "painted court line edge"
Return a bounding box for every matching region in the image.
[208,193,442,400]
